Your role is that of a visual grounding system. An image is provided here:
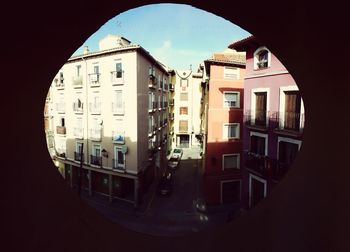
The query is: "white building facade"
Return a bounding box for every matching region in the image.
[49,35,169,207]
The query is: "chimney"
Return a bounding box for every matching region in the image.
[83,46,90,55]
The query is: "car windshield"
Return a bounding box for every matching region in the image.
[174,149,181,153]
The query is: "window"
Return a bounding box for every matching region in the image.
[90,118,102,141]
[255,92,267,126]
[75,142,83,161]
[94,65,99,74]
[112,119,125,144]
[90,93,101,114]
[116,63,122,78]
[59,72,64,84]
[179,107,188,115]
[179,120,188,133]
[180,93,188,101]
[254,47,271,70]
[223,92,240,108]
[60,117,65,127]
[112,90,124,114]
[224,66,239,79]
[76,65,81,76]
[250,135,266,155]
[284,91,301,130]
[113,147,125,169]
[223,154,240,169]
[223,123,240,139]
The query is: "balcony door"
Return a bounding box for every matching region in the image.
[278,141,299,166]
[250,176,266,208]
[284,91,301,130]
[254,92,267,126]
[250,135,266,155]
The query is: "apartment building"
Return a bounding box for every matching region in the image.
[230,36,304,209]
[167,69,176,155]
[202,49,246,206]
[170,68,204,149]
[44,87,55,158]
[50,35,169,208]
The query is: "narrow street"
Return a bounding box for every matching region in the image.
[82,146,229,237]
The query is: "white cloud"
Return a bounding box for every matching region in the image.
[150,40,211,70]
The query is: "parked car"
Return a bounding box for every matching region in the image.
[157,172,174,196]
[168,157,180,170]
[171,148,183,159]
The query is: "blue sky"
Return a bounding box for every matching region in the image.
[72,3,250,70]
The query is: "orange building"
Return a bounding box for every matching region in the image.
[203,50,246,207]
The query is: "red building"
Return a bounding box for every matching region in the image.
[202,50,246,207]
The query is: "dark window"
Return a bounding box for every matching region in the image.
[251,178,265,207]
[250,135,265,155]
[116,63,122,78]
[255,92,267,126]
[257,50,268,68]
[278,141,299,165]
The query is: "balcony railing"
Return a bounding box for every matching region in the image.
[73,102,84,113]
[169,83,174,92]
[244,110,270,129]
[73,127,84,139]
[112,131,125,144]
[55,79,65,89]
[88,73,100,86]
[244,151,269,176]
[90,155,102,166]
[111,71,124,85]
[112,159,125,171]
[90,128,102,141]
[72,76,83,87]
[111,102,125,115]
[74,151,84,162]
[56,126,66,135]
[89,102,101,114]
[273,111,304,135]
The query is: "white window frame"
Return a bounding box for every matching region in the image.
[222,153,240,170]
[277,136,302,161]
[220,179,242,204]
[223,91,240,108]
[223,123,240,140]
[279,85,305,130]
[114,146,125,169]
[253,46,271,70]
[248,173,267,208]
[249,131,268,156]
[224,66,239,79]
[250,88,270,126]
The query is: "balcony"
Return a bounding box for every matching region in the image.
[74,151,84,162]
[111,71,124,85]
[89,102,101,115]
[244,151,269,177]
[56,103,65,113]
[164,83,168,91]
[89,73,100,87]
[269,159,290,181]
[163,101,168,108]
[169,113,174,121]
[90,128,102,141]
[149,101,157,113]
[244,110,271,131]
[56,126,66,135]
[159,81,163,90]
[163,119,167,126]
[55,150,66,158]
[72,76,83,87]
[112,159,125,171]
[112,131,125,144]
[73,102,84,113]
[73,127,84,139]
[148,78,156,89]
[169,83,174,92]
[273,112,304,137]
[111,102,125,115]
[169,99,174,106]
[149,68,156,78]
[90,155,102,167]
[55,78,65,89]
